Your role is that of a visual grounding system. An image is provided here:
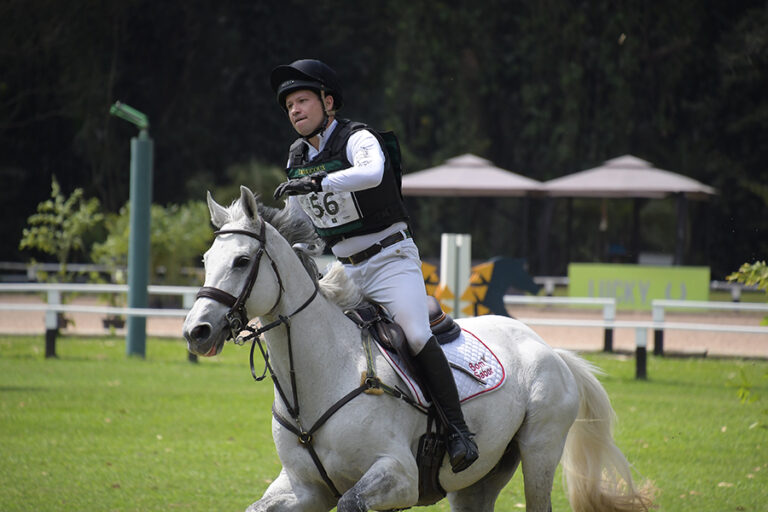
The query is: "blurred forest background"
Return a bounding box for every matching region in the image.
[2,0,766,279]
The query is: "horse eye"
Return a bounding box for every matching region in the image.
[234,256,250,268]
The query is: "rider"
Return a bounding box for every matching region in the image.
[270,59,478,473]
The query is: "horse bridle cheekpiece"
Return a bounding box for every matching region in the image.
[195,222,284,341]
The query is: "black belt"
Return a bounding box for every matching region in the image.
[338,230,412,265]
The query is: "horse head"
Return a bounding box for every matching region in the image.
[183,186,287,357]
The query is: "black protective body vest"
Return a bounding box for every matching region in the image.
[286,119,410,245]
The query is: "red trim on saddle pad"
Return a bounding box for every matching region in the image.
[377,328,507,408]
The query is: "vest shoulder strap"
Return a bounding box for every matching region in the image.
[327,119,369,158]
[288,138,307,167]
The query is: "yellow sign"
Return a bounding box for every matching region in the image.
[423,262,454,312]
[463,303,490,316]
[434,283,455,313]
[459,261,494,315]
[422,262,440,297]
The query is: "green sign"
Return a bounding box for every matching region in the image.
[568,263,710,309]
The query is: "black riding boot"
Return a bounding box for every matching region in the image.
[414,336,479,473]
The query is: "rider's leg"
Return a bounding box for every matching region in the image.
[414,336,479,472]
[345,239,478,472]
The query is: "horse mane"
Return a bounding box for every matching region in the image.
[317,261,364,309]
[227,196,364,310]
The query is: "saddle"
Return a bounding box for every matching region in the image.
[346,296,461,350]
[344,296,460,506]
[344,296,461,404]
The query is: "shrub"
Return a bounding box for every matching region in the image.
[91,201,212,286]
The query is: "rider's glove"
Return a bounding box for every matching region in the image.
[273,172,327,199]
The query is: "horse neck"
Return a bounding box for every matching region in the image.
[257,249,362,414]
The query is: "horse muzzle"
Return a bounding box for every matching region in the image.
[183,320,227,357]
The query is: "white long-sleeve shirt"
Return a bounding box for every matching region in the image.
[289,119,408,257]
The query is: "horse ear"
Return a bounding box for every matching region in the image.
[207,191,229,228]
[239,186,261,223]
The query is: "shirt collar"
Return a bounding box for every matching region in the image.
[304,119,338,160]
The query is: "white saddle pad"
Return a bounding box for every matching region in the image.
[377,328,506,408]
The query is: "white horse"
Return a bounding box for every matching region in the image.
[183,186,654,512]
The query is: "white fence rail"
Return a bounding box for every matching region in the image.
[650,299,768,355]
[0,283,199,360]
[1,283,766,378]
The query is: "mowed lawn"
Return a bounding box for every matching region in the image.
[1,335,766,511]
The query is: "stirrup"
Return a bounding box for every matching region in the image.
[446,430,478,473]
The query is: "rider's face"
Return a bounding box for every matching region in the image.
[285,90,330,137]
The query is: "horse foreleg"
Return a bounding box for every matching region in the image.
[337,455,419,512]
[246,468,336,512]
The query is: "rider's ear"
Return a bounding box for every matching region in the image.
[239,185,261,223]
[207,191,229,228]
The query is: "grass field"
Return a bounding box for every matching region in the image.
[1,334,766,511]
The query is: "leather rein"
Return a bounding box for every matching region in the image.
[193,221,397,500]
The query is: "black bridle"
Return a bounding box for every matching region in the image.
[195,221,294,342]
[194,220,321,431]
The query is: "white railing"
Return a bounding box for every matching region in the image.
[1,283,766,377]
[503,294,767,378]
[0,282,199,360]
[504,295,618,351]
[650,299,768,355]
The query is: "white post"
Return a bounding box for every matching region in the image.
[440,233,471,318]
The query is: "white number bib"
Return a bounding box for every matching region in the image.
[297,191,362,229]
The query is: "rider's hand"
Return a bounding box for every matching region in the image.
[273,172,327,199]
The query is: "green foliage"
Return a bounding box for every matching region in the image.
[91,201,212,285]
[18,176,104,281]
[727,260,768,294]
[2,1,768,276]
[727,369,761,405]
[726,261,768,413]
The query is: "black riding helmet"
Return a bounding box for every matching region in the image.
[270,59,344,112]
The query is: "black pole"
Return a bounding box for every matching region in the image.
[603,328,614,353]
[653,329,664,356]
[45,329,57,358]
[636,345,647,380]
[635,328,648,380]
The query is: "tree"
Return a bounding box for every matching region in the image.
[19,175,103,281]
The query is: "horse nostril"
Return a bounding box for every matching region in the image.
[190,324,212,343]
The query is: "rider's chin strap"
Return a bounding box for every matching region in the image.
[302,89,334,141]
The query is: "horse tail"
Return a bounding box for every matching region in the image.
[555,349,656,512]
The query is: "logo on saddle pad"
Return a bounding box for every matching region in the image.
[469,358,494,380]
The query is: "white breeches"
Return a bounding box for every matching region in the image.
[343,238,432,354]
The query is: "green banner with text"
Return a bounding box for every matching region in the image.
[568,263,710,310]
